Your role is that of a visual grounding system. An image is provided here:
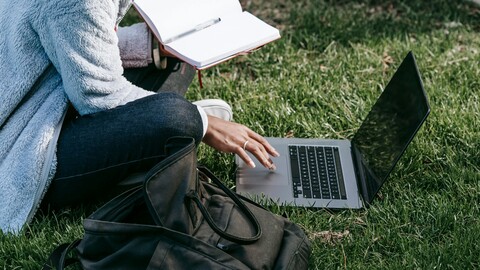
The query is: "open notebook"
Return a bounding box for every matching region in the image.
[133,0,281,69]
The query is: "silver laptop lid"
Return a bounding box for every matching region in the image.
[351,51,430,205]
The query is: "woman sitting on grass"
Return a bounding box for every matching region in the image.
[0,0,279,233]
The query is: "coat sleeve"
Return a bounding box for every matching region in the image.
[35,0,154,115]
[117,23,153,68]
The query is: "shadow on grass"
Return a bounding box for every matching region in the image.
[281,0,480,51]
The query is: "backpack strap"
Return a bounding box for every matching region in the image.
[187,166,262,245]
[43,239,81,270]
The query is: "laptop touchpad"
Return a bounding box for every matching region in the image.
[237,156,289,186]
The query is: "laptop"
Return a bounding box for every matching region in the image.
[235,51,430,209]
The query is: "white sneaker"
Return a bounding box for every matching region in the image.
[193,99,233,121]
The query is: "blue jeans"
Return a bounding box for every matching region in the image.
[43,61,201,209]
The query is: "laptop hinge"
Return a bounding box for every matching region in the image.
[351,142,372,205]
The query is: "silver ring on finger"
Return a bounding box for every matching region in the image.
[243,140,249,150]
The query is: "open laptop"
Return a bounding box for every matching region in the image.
[235,51,430,209]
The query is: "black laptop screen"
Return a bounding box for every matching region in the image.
[351,52,430,204]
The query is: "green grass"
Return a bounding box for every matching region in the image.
[2,0,479,269]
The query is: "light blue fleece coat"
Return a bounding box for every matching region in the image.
[0,0,155,233]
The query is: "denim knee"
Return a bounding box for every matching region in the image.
[138,93,204,144]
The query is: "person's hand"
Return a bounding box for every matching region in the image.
[202,116,280,170]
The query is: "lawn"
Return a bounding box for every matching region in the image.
[1,0,479,269]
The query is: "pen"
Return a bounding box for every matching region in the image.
[164,17,221,43]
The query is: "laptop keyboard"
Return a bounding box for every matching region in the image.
[289,145,347,200]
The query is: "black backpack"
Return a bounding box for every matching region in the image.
[45,137,311,269]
